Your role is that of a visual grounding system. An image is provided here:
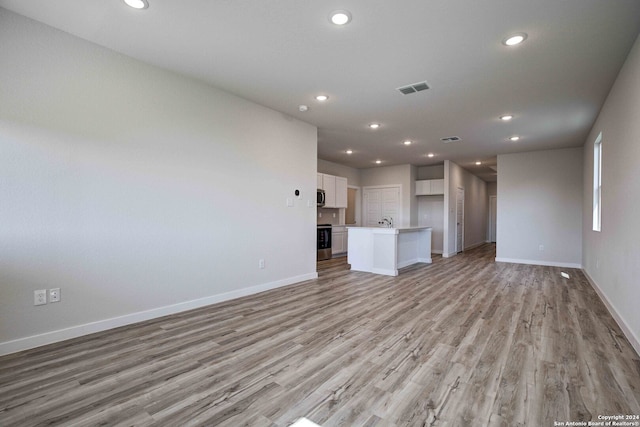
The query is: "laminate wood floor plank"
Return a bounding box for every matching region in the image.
[1,244,640,426]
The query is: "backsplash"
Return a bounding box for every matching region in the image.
[317,207,344,225]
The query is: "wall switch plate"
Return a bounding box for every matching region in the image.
[34,289,47,306]
[539,245,544,251]
[49,288,61,303]
[259,259,265,269]
[286,198,294,207]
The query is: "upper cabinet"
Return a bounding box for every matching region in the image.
[416,179,445,196]
[323,174,336,207]
[318,173,348,208]
[335,176,348,208]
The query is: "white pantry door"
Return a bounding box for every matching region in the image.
[363,186,401,227]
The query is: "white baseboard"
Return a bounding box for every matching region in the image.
[583,270,640,356]
[370,267,398,276]
[0,272,318,356]
[442,251,458,258]
[495,257,582,269]
[431,249,443,255]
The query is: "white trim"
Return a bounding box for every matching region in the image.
[431,249,443,255]
[489,195,497,243]
[495,257,582,269]
[455,187,465,253]
[442,251,458,258]
[0,272,318,356]
[370,267,398,276]
[583,270,640,356]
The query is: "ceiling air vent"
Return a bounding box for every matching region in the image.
[440,136,461,143]
[397,81,430,95]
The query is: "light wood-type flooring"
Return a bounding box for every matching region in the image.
[1,244,639,426]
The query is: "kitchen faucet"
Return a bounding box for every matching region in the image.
[379,216,393,228]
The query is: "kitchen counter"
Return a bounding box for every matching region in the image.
[346,226,432,276]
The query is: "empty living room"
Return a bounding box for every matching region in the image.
[1,1,640,426]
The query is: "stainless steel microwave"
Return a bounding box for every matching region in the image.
[317,189,326,207]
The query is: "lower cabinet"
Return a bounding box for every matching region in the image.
[332,226,347,255]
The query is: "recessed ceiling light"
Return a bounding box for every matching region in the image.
[329,10,352,25]
[124,0,149,9]
[315,95,329,102]
[475,161,482,165]
[346,149,353,155]
[503,33,528,46]
[403,140,412,145]
[427,153,435,158]
[298,105,308,112]
[500,115,513,121]
[369,123,380,129]
[375,160,382,164]
[510,136,520,141]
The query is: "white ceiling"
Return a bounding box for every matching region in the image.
[2,0,640,181]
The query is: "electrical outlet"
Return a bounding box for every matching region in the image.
[34,289,47,306]
[259,259,265,269]
[49,288,61,303]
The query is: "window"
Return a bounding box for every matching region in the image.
[592,132,602,231]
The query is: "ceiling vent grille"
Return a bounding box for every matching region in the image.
[440,136,461,143]
[397,81,430,95]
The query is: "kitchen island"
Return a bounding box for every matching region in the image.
[346,226,432,276]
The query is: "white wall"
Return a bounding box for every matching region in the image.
[496,148,583,267]
[417,164,445,180]
[582,34,640,353]
[443,161,488,256]
[0,10,318,354]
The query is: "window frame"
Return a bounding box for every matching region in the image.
[592,132,602,232]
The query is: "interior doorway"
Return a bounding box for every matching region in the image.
[489,195,497,243]
[456,187,465,253]
[346,187,358,225]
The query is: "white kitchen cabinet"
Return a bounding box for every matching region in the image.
[317,173,348,208]
[332,226,347,255]
[322,174,336,207]
[416,179,445,195]
[335,176,348,208]
[415,180,430,195]
[430,179,444,194]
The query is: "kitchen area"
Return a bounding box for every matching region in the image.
[316,171,350,261]
[317,162,432,276]
[317,159,491,272]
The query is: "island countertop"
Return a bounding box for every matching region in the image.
[346,226,432,233]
